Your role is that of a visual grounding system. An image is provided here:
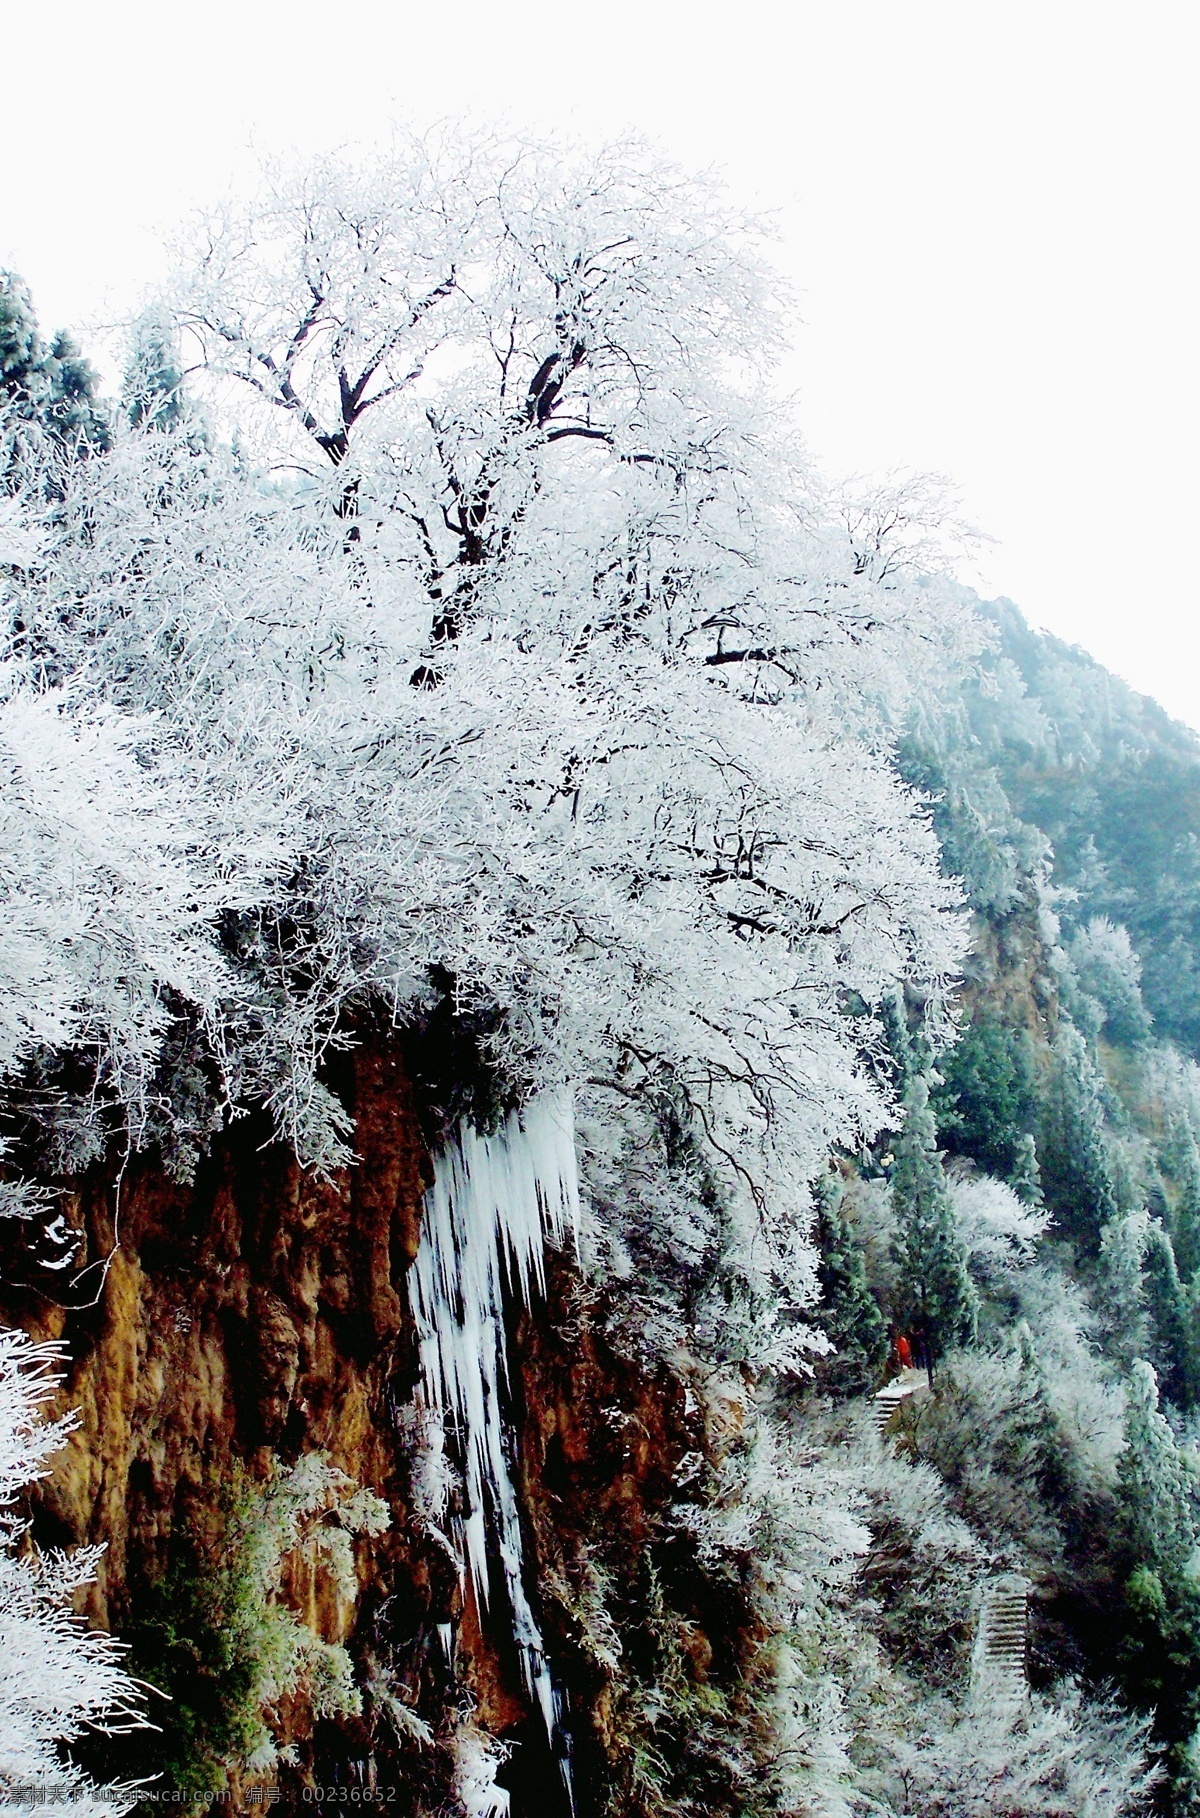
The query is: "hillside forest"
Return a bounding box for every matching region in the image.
[3,130,1200,1816]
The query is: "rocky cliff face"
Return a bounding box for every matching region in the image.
[0,1036,754,1815]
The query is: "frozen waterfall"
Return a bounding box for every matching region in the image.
[410,1092,579,1800]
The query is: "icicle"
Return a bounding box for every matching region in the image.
[410,1092,578,1808]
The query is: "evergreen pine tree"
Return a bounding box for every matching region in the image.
[1038,1020,1119,1252]
[1166,1109,1200,1283]
[42,330,109,447]
[891,1072,977,1372]
[1144,1221,1196,1408]
[812,1171,889,1396]
[1099,1210,1150,1369]
[0,269,108,461]
[1119,1361,1196,1584]
[0,271,42,405]
[934,1016,1038,1177]
[1009,1131,1045,1207]
[880,986,919,1084]
[1015,1321,1071,1507]
[1117,1360,1200,1808]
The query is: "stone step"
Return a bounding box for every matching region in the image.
[972,1579,1030,1701]
[871,1368,930,1433]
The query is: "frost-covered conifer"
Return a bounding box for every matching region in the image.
[1010,1131,1045,1207]
[1116,1361,1200,1814]
[1039,1021,1119,1251]
[1143,1222,1195,1408]
[0,271,108,460]
[813,1172,889,1394]
[1099,1210,1151,1370]
[1165,1106,1200,1281]
[121,308,185,433]
[1069,917,1153,1049]
[935,1017,1038,1180]
[1119,1361,1196,1582]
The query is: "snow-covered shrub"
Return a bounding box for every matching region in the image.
[116,1452,388,1788]
[210,1454,387,1772]
[0,1325,145,1808]
[878,1680,1157,1816]
[1069,918,1153,1048]
[661,1399,871,1814]
[950,1171,1050,1287]
[905,1246,1132,1589]
[1008,1264,1127,1498]
[452,1718,511,1817]
[906,1339,1069,1570]
[669,1396,977,1813]
[849,1416,983,1688]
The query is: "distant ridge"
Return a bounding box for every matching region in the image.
[905,590,1200,1056]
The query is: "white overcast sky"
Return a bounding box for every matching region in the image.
[6,0,1198,726]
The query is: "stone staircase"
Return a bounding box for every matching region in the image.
[868,1368,1033,1706]
[971,1575,1030,1700]
[871,1366,929,1433]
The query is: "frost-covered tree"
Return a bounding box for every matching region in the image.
[1010,1132,1045,1208]
[1,131,975,1344]
[881,1681,1158,1817]
[1116,1361,1200,1802]
[1120,1362,1196,1582]
[891,1074,977,1369]
[907,1332,1064,1567]
[1069,918,1153,1049]
[121,308,185,433]
[1164,1104,1200,1282]
[813,1171,889,1395]
[0,270,108,460]
[1004,1260,1128,1513]
[1143,1222,1195,1408]
[1099,1210,1151,1370]
[110,1453,388,1790]
[0,619,282,1133]
[934,1017,1038,1180]
[1099,1209,1198,1410]
[0,1326,145,1806]
[1039,1021,1119,1251]
[949,1173,1050,1291]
